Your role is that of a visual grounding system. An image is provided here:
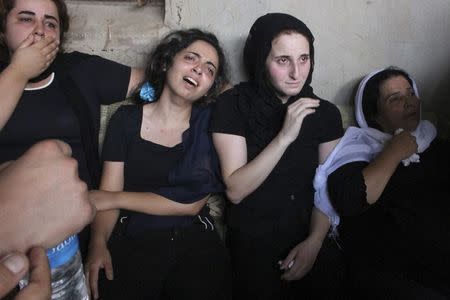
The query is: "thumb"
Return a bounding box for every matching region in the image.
[0,253,29,298]
[18,34,35,49]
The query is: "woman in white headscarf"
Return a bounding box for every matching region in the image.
[315,67,450,298]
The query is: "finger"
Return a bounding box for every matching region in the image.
[281,271,291,280]
[15,247,51,300]
[47,46,59,61]
[295,108,316,121]
[52,140,73,157]
[290,98,320,108]
[84,268,90,295]
[41,40,59,57]
[0,253,29,298]
[294,101,320,112]
[33,35,56,50]
[89,265,100,299]
[280,250,297,270]
[280,264,297,281]
[281,259,305,281]
[104,259,114,280]
[289,103,319,117]
[17,34,34,49]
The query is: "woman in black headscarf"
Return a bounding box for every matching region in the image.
[210,13,344,299]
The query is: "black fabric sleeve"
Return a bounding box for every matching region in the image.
[209,88,246,137]
[102,105,136,162]
[70,52,131,105]
[317,100,344,143]
[327,161,371,216]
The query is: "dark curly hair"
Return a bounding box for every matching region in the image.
[137,28,228,104]
[0,0,69,62]
[362,67,413,129]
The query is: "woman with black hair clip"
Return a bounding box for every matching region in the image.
[316,67,450,298]
[210,13,345,299]
[85,29,231,300]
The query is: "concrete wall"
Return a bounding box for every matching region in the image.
[66,1,164,67]
[66,0,450,133]
[165,0,450,130]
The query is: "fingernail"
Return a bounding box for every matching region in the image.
[2,254,26,274]
[288,260,294,269]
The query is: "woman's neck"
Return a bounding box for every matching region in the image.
[147,94,193,127]
[154,90,193,124]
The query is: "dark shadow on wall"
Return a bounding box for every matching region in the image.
[429,69,450,139]
[333,77,363,128]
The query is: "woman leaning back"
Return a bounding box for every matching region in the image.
[210,13,345,299]
[85,29,232,299]
[316,67,450,298]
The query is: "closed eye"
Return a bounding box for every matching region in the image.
[184,53,199,63]
[19,17,33,22]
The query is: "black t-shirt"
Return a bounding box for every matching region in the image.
[0,52,131,187]
[210,86,343,236]
[102,105,198,234]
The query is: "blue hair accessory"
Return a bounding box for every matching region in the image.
[139,82,155,102]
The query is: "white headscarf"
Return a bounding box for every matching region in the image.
[314,67,437,233]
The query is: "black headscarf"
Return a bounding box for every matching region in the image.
[237,13,318,151]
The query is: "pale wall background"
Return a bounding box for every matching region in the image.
[66,0,450,133]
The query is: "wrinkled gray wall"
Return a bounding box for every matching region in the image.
[66,1,164,67]
[66,0,450,133]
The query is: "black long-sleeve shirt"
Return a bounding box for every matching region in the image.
[327,139,450,284]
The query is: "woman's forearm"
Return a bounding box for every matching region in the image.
[89,210,120,246]
[94,190,207,216]
[0,66,28,129]
[215,133,290,203]
[117,192,207,215]
[308,207,330,245]
[362,150,401,204]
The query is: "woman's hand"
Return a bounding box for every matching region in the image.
[385,130,418,162]
[85,241,113,300]
[9,35,59,81]
[279,236,322,281]
[278,98,319,146]
[184,197,208,216]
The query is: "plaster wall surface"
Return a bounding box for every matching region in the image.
[65,0,450,132]
[66,1,164,67]
[165,0,450,129]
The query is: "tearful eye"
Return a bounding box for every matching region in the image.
[388,96,400,103]
[19,17,33,23]
[46,22,57,29]
[184,54,197,62]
